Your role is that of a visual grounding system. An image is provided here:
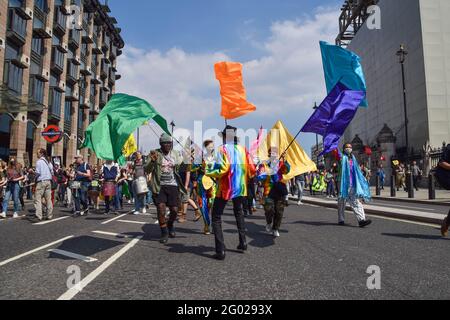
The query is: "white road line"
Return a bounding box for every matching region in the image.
[365,214,440,228]
[58,236,143,300]
[0,235,74,267]
[92,230,140,239]
[33,216,70,225]
[117,220,147,225]
[48,249,98,263]
[101,214,127,225]
[373,202,437,211]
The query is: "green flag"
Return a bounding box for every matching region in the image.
[81,93,170,161]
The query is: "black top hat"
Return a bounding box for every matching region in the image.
[218,125,238,139]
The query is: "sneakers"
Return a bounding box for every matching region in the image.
[142,207,147,214]
[213,252,226,261]
[133,211,140,215]
[272,230,280,237]
[297,201,303,206]
[13,212,19,219]
[441,217,449,237]
[127,200,131,204]
[265,224,272,233]
[358,220,372,228]
[204,226,211,235]
[0,212,6,219]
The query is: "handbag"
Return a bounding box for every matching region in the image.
[42,158,58,190]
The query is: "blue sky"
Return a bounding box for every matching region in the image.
[108,0,343,154]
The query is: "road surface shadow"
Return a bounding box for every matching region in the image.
[382,233,450,241]
[164,243,215,259]
[292,220,358,228]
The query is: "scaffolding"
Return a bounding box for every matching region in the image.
[335,0,379,47]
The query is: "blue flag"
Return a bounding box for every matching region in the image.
[301,82,365,155]
[320,41,367,107]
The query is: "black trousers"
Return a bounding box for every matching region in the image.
[212,197,246,254]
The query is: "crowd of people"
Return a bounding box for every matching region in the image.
[1,126,449,260]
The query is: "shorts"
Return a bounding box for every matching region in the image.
[155,185,180,207]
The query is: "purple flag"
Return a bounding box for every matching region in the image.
[301,82,365,155]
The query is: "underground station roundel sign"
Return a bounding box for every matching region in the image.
[42,125,63,144]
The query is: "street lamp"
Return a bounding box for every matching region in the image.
[396,44,414,198]
[313,102,320,164]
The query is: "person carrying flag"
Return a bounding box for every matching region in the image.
[338,143,372,228]
[257,147,291,237]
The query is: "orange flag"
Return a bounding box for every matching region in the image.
[214,62,256,120]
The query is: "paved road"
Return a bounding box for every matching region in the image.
[0,201,449,300]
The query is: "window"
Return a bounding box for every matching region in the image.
[30,77,45,104]
[78,108,83,130]
[5,41,20,60]
[32,37,43,55]
[49,89,62,117]
[50,73,60,87]
[4,61,23,94]
[64,101,72,123]
[34,0,48,12]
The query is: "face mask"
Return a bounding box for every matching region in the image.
[344,148,352,155]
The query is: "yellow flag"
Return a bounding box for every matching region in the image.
[257,120,317,181]
[122,134,138,157]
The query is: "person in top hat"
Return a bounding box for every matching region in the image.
[146,133,187,244]
[205,125,256,260]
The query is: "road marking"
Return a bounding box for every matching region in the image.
[0,235,74,267]
[373,202,437,211]
[92,230,141,239]
[48,249,98,263]
[117,220,147,225]
[101,214,127,225]
[33,216,70,225]
[366,214,440,228]
[58,236,143,300]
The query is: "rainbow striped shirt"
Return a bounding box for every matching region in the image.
[206,144,256,200]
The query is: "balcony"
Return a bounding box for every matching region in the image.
[66,61,79,84]
[91,73,102,85]
[8,0,33,20]
[6,8,28,45]
[108,69,115,86]
[69,29,80,49]
[99,90,109,107]
[90,103,99,115]
[3,60,24,95]
[32,6,51,39]
[53,7,67,35]
[65,86,79,102]
[51,46,65,74]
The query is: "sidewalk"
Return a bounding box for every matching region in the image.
[370,187,450,206]
[290,195,447,225]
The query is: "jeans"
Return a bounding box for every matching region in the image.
[146,189,153,205]
[338,189,366,223]
[211,197,246,254]
[2,182,21,213]
[326,181,335,197]
[116,185,123,209]
[296,180,305,202]
[58,184,66,203]
[73,183,89,212]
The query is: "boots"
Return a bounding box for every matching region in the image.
[160,227,169,244]
[177,211,186,223]
[194,208,202,222]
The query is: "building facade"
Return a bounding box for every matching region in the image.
[0,0,123,167]
[340,0,450,163]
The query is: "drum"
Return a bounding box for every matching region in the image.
[133,177,148,195]
[103,181,116,197]
[70,181,81,190]
[201,175,214,191]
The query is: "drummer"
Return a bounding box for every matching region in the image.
[146,133,187,244]
[132,151,147,215]
[101,160,119,215]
